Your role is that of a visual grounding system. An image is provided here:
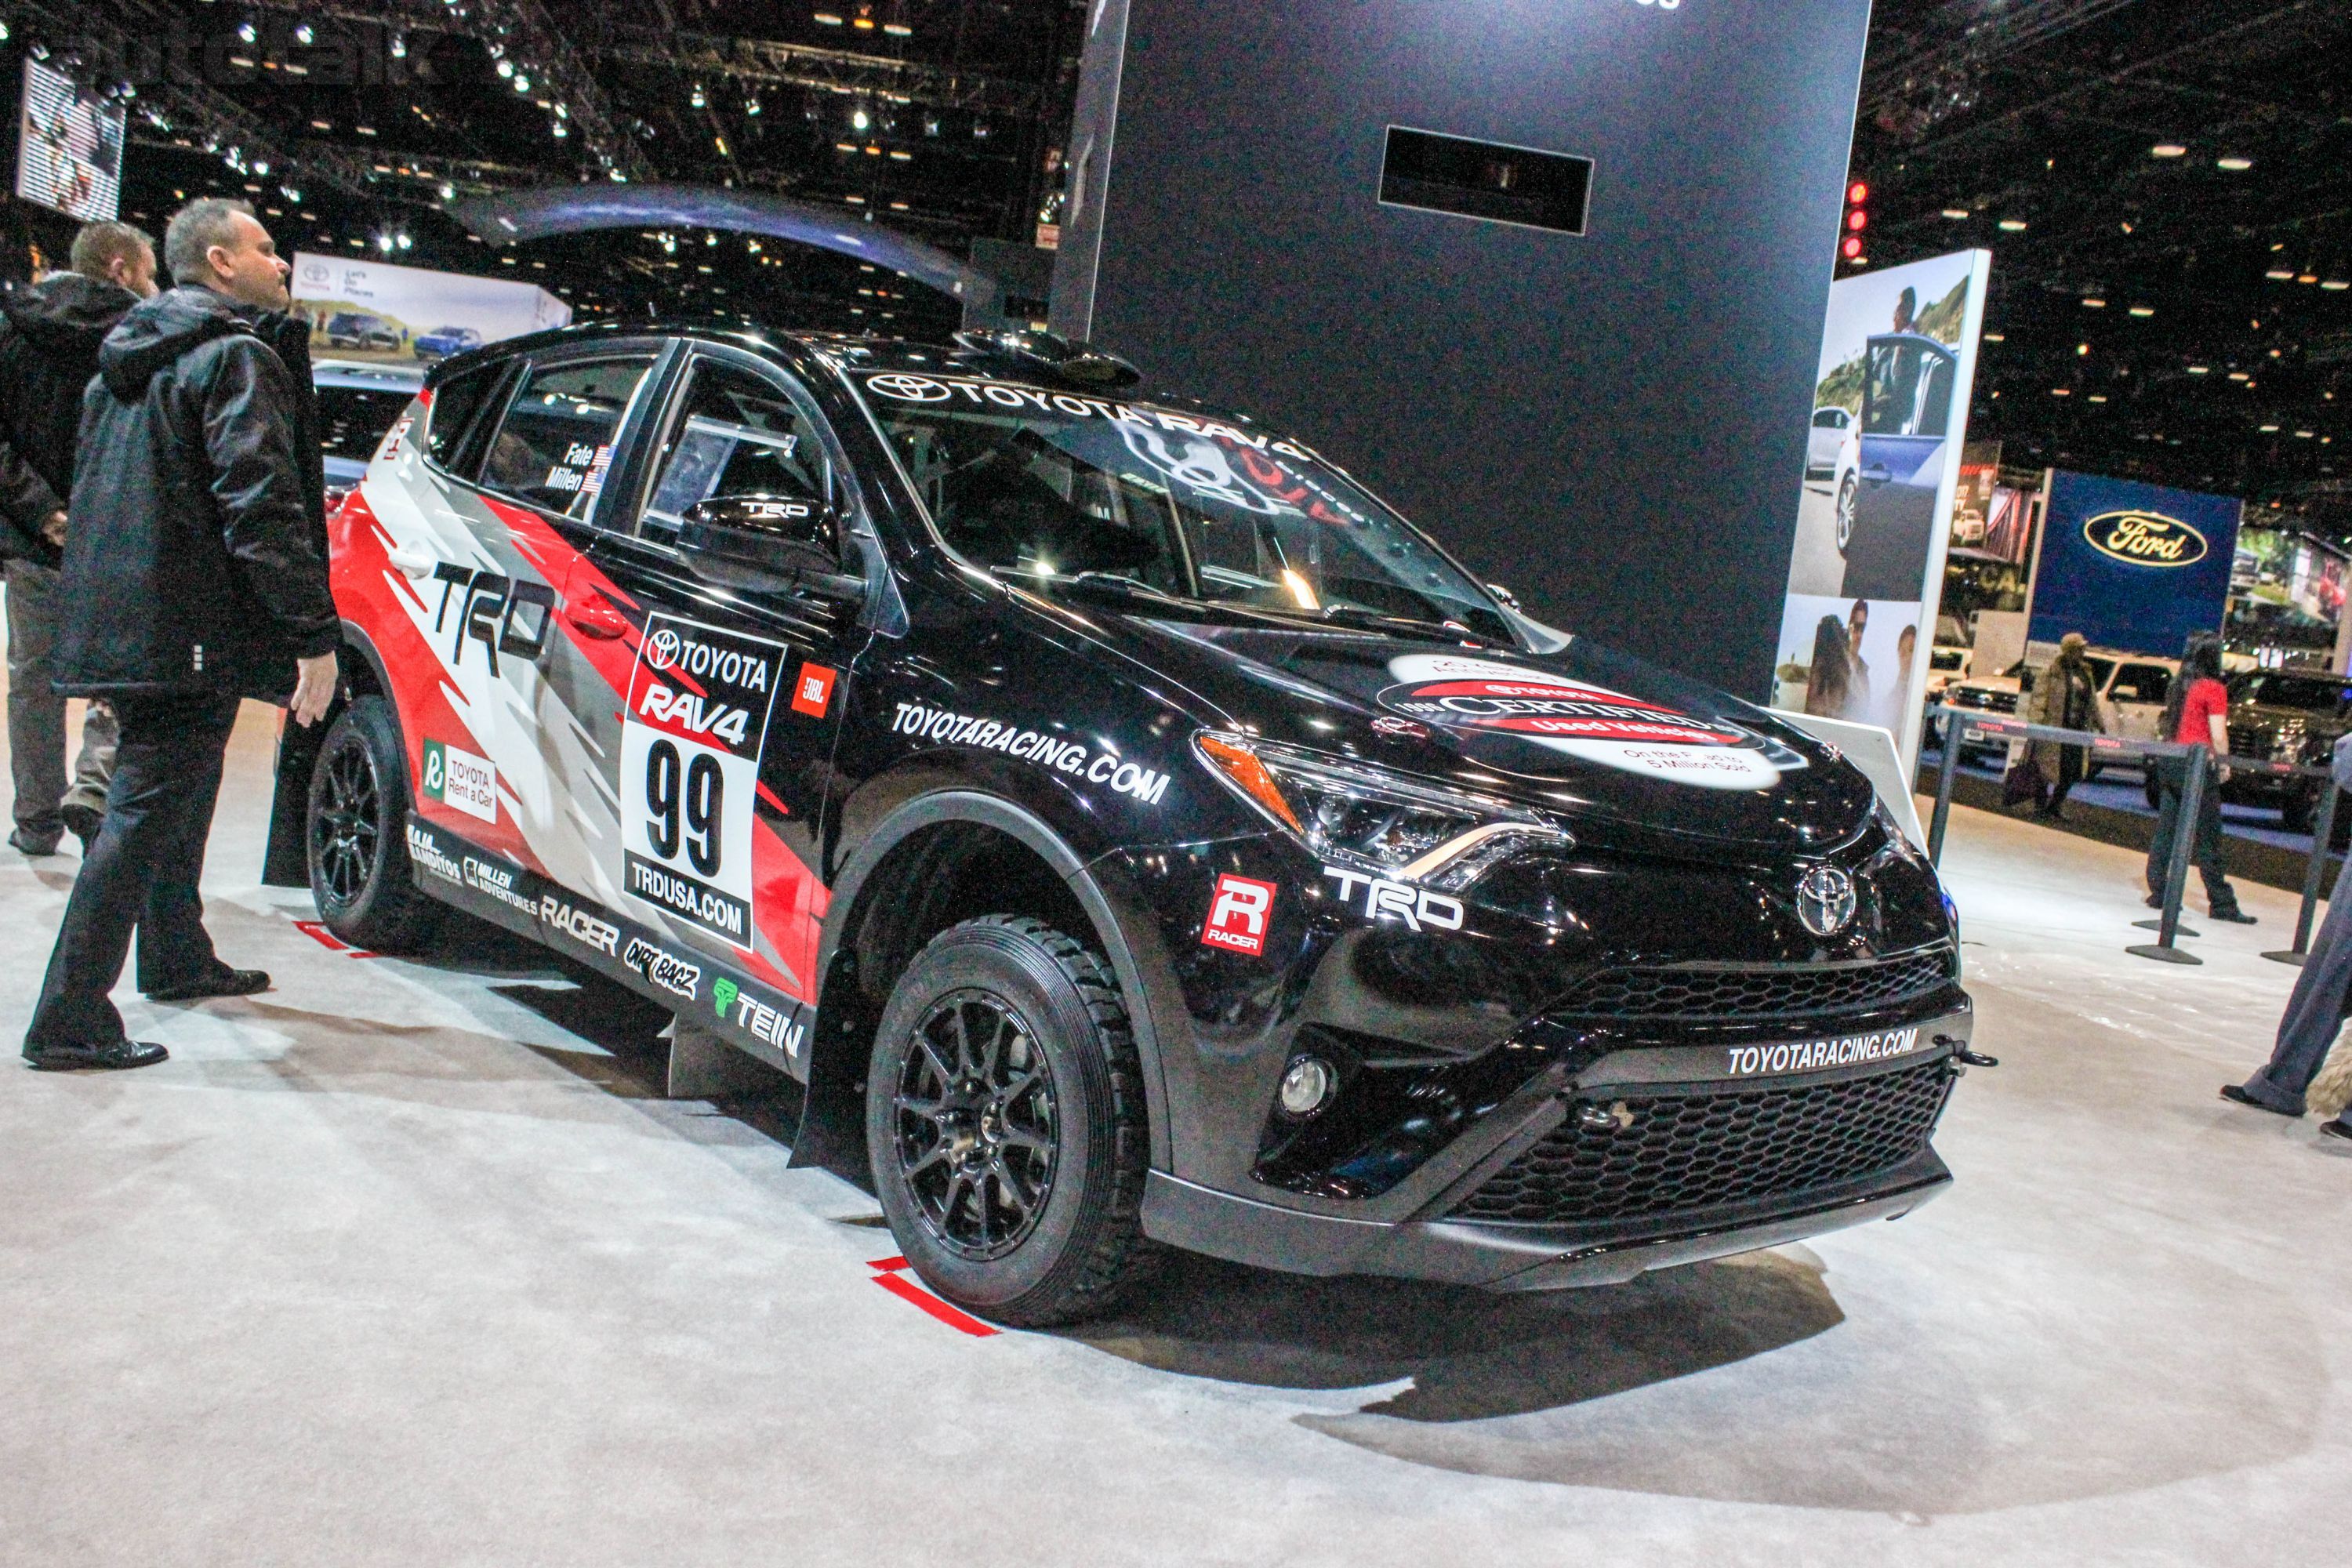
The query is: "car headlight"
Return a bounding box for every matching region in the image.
[1874,800,1926,866]
[1193,731,1570,890]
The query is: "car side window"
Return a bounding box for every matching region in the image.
[477,354,658,519]
[2114,665,2171,705]
[423,363,501,471]
[643,358,836,539]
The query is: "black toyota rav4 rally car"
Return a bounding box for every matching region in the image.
[269,323,1976,1326]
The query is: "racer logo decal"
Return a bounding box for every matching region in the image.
[1200,874,1277,956]
[790,662,837,718]
[1377,654,1785,790]
[540,894,621,957]
[423,738,499,823]
[1320,866,1465,932]
[622,615,786,949]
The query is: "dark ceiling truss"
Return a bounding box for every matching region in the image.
[600,30,1045,118]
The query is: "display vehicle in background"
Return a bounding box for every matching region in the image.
[324,310,402,352]
[2221,668,2352,832]
[1941,648,2176,778]
[313,360,426,502]
[413,324,485,362]
[278,324,1976,1326]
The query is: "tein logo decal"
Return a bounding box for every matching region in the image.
[2081,509,2209,568]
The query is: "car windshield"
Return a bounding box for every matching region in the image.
[853,368,1516,641]
[2233,672,2352,711]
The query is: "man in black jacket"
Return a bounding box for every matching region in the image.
[0,220,155,857]
[22,198,339,1072]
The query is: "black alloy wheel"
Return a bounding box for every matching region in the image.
[892,990,1059,1261]
[307,695,441,952]
[866,916,1154,1327]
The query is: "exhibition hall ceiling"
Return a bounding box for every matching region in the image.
[13,1,2344,532]
[1853,0,2352,533]
[16,0,1082,336]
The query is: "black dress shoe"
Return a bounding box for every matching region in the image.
[2209,909,2257,925]
[2143,893,2165,909]
[2322,1120,2352,1144]
[25,1040,169,1071]
[8,826,60,857]
[2221,1083,2300,1117]
[143,968,270,1003]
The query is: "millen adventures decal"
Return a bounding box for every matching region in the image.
[1377,654,1787,789]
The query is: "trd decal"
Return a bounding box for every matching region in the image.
[622,614,788,950]
[1200,873,1277,956]
[1320,866,1465,933]
[428,561,557,675]
[790,662,837,718]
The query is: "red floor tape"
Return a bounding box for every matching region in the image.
[292,920,377,960]
[867,1256,998,1338]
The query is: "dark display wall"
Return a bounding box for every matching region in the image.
[1052,0,1872,696]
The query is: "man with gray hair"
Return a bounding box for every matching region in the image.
[21,198,339,1072]
[0,219,158,855]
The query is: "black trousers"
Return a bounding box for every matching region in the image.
[24,694,244,1052]
[2145,754,2239,914]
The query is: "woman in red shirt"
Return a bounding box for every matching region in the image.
[2144,634,2251,922]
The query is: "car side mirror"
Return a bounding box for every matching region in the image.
[680,494,864,600]
[1486,583,1523,612]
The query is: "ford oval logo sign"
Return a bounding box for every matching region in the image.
[2082,509,2209,568]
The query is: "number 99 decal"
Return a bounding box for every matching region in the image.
[621,615,786,949]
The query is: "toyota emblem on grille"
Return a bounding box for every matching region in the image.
[1795,866,1857,935]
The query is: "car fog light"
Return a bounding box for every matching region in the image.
[1279,1055,1336,1118]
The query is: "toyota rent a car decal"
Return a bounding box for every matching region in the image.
[621,615,787,949]
[1377,653,1785,789]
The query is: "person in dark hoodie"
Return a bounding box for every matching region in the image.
[21,198,339,1072]
[0,221,156,856]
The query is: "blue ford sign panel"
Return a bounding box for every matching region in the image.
[2029,471,2241,656]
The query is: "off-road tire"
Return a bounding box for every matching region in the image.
[866,916,1156,1327]
[307,695,441,953]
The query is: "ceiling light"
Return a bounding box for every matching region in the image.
[1941,209,1969,220]
[2129,305,2154,317]
[853,5,877,28]
[1982,332,2005,343]
[2083,297,2106,307]
[2324,279,2351,292]
[2227,372,2249,381]
[514,74,530,93]
[238,21,256,43]
[691,82,706,107]
[497,59,514,78]
[310,119,331,130]
[2216,156,2253,171]
[2267,267,2297,280]
[887,149,911,161]
[2051,387,2071,396]
[2187,365,2210,375]
[2299,274,2321,284]
[834,141,858,153]
[884,21,913,35]
[2088,395,2107,403]
[2077,343,2089,355]
[397,233,412,251]
[814,11,844,24]
[1997,218,2027,232]
[974,120,992,140]
[923,116,941,137]
[440,182,456,199]
[2296,430,2314,438]
[390,34,407,59]
[2150,143,2186,158]
[851,104,871,131]
[746,96,761,116]
[2260,423,2281,433]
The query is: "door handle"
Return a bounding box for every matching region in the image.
[565,596,630,641]
[1860,465,1893,484]
[386,546,437,579]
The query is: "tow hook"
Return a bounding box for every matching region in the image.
[1937,1033,1998,1074]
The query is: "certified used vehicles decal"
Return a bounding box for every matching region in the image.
[1377,654,1786,789]
[622,615,787,949]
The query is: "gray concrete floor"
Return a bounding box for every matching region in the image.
[2,699,2349,1567]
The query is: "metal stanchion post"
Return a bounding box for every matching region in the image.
[2264,778,2339,967]
[1929,706,1962,866]
[2128,746,2205,965]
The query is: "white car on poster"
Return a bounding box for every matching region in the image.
[1805,405,1860,551]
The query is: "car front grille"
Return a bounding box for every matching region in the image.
[2227,724,2276,762]
[1947,688,2018,714]
[1452,1058,1954,1225]
[1550,951,1953,1023]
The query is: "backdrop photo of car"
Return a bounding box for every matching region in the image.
[1777,250,1991,762]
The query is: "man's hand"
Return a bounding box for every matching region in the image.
[39,510,64,548]
[290,650,339,728]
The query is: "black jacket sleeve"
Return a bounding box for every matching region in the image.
[199,336,342,659]
[0,433,64,567]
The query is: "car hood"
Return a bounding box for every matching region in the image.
[2234,702,2349,731]
[1115,617,1878,856]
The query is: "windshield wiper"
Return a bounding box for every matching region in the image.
[1308,604,1475,644]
